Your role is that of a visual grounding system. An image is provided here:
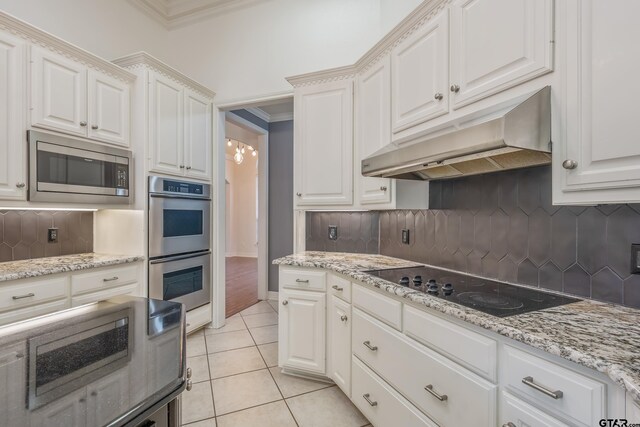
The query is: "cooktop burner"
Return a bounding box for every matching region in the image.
[364,266,580,317]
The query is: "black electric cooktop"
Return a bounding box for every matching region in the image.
[365,266,580,317]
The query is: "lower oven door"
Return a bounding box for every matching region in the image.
[149,251,211,312]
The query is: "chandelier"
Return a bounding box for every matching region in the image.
[227,138,257,165]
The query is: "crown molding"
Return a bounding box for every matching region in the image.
[269,112,293,122]
[112,51,216,99]
[286,64,357,88]
[0,10,136,83]
[245,107,271,123]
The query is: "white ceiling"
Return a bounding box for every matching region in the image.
[130,0,269,28]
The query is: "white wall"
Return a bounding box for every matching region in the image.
[0,0,169,61]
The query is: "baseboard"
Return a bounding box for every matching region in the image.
[268,291,278,301]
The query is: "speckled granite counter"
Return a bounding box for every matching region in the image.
[0,253,145,282]
[274,251,640,404]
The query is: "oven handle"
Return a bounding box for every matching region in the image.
[149,193,211,201]
[149,251,212,264]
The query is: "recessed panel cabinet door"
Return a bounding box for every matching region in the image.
[328,295,351,397]
[29,387,87,427]
[391,8,449,137]
[150,72,184,176]
[357,56,392,205]
[88,71,130,146]
[557,0,640,203]
[294,79,353,206]
[184,89,212,181]
[279,289,326,374]
[31,46,87,136]
[86,367,130,427]
[449,0,554,109]
[0,32,25,201]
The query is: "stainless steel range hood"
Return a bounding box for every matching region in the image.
[362,86,551,181]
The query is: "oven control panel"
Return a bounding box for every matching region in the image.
[163,180,204,195]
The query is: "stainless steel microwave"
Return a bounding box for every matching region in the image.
[28,131,133,204]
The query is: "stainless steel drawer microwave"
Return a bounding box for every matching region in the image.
[28,130,132,204]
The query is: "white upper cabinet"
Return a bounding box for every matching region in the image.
[391,8,449,137]
[184,89,212,180]
[357,56,393,205]
[449,0,554,109]
[31,46,87,136]
[555,0,640,204]
[88,70,130,146]
[150,72,184,176]
[294,79,353,206]
[0,32,25,201]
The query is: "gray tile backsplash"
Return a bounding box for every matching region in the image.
[0,210,93,262]
[306,211,379,254]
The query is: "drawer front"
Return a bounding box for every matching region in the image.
[353,308,497,426]
[0,276,68,312]
[328,274,351,302]
[0,299,69,326]
[501,391,569,427]
[352,284,402,330]
[502,345,604,426]
[280,267,326,291]
[71,265,139,295]
[352,356,437,427]
[71,283,139,307]
[404,305,497,381]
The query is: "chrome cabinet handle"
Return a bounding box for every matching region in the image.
[380,186,387,191]
[503,423,516,427]
[186,379,193,391]
[340,314,348,322]
[103,276,119,282]
[296,279,309,283]
[91,125,99,130]
[363,341,378,351]
[282,300,288,306]
[12,293,35,300]
[450,84,460,93]
[434,92,444,101]
[362,393,378,407]
[522,376,563,399]
[80,121,87,127]
[424,384,448,401]
[562,159,578,170]
[15,183,25,188]
[331,285,343,291]
[186,368,192,379]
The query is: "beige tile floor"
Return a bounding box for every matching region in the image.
[182,300,372,427]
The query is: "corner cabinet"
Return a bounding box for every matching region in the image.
[293,78,353,207]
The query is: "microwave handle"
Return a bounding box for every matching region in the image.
[149,251,212,265]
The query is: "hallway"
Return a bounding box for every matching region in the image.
[225,257,259,317]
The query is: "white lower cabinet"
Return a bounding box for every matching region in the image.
[0,343,27,427]
[29,387,87,427]
[500,391,569,427]
[328,295,351,397]
[86,367,130,427]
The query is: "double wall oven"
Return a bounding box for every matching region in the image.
[148,176,212,312]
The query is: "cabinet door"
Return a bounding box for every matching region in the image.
[0,32,26,200]
[279,288,326,374]
[356,56,392,205]
[391,8,448,137]
[0,343,27,427]
[29,387,87,427]
[450,0,553,109]
[147,327,182,394]
[184,89,211,181]
[31,46,87,136]
[88,70,130,146]
[150,72,184,176]
[328,295,351,397]
[294,79,353,206]
[86,367,130,427]
[556,0,640,204]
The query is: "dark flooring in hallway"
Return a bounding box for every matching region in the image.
[225,256,258,317]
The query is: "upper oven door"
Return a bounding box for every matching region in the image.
[149,195,211,258]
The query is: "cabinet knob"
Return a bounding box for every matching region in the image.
[380,186,387,191]
[450,84,460,93]
[562,159,578,170]
[282,300,288,306]
[434,92,444,101]
[296,192,301,197]
[91,125,98,130]
[179,165,185,169]
[90,391,97,397]
[15,182,25,188]
[186,166,192,170]
[502,423,516,427]
[340,314,348,322]
[186,379,193,391]
[332,285,344,291]
[80,121,87,127]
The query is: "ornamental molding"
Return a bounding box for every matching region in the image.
[286,64,357,88]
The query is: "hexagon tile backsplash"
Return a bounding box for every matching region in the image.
[0,210,94,262]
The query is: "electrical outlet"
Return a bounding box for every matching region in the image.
[48,228,59,243]
[631,244,640,274]
[328,225,338,241]
[402,229,410,245]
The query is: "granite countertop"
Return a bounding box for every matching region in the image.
[274,251,640,404]
[0,253,146,282]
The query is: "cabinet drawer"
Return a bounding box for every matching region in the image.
[328,274,351,302]
[500,391,569,427]
[353,308,496,426]
[502,345,604,426]
[352,284,401,330]
[0,299,69,326]
[71,265,139,295]
[71,283,139,307]
[352,356,437,427]
[280,267,326,291]
[404,305,497,381]
[0,276,68,312]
